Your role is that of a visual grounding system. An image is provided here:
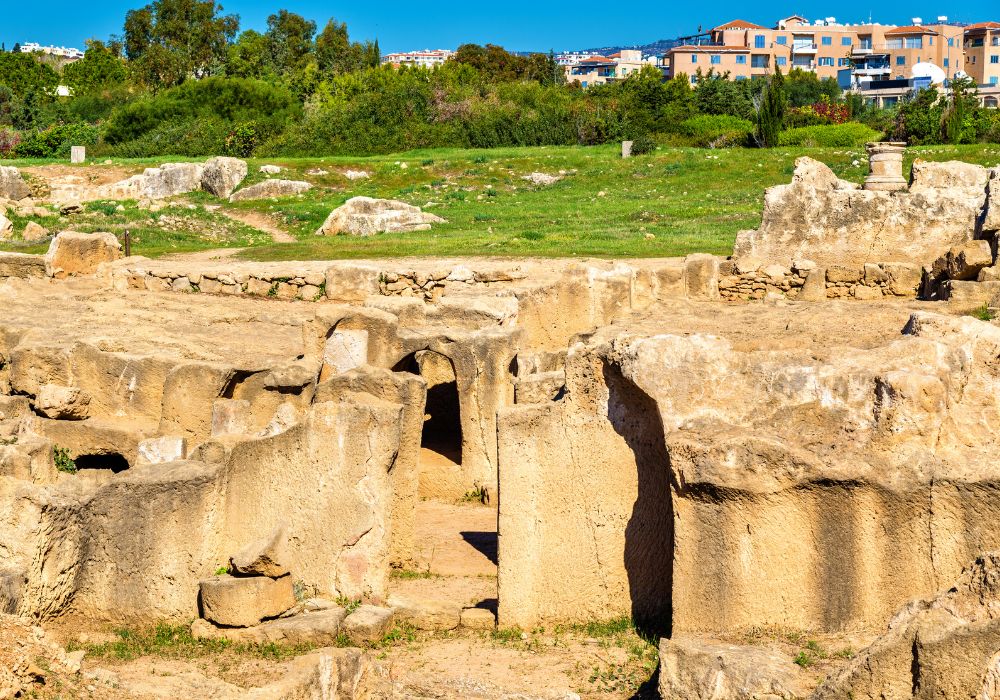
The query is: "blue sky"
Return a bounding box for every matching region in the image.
[2,1,998,54]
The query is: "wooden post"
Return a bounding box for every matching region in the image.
[124,229,131,258]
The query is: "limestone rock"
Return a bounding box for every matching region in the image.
[103,163,205,200]
[940,240,994,281]
[199,575,295,628]
[733,157,987,268]
[342,605,394,644]
[0,166,31,201]
[34,384,91,420]
[21,222,48,242]
[45,231,123,276]
[0,214,11,239]
[0,253,47,279]
[814,551,1000,699]
[230,525,289,578]
[521,172,561,186]
[659,635,809,700]
[460,607,496,630]
[323,330,369,375]
[388,592,461,630]
[343,170,370,180]
[259,165,283,175]
[798,267,827,301]
[683,254,720,299]
[201,157,248,199]
[136,436,186,465]
[315,197,446,237]
[192,607,348,645]
[229,179,311,202]
[984,167,1000,232]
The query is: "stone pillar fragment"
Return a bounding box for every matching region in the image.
[864,142,907,192]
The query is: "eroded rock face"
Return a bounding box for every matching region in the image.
[45,231,123,276]
[0,166,31,201]
[102,163,205,201]
[814,551,1000,699]
[316,197,446,236]
[229,179,311,202]
[733,157,989,268]
[201,157,248,199]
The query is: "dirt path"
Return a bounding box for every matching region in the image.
[219,208,297,243]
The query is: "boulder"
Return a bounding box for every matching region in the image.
[342,605,394,644]
[659,636,809,700]
[230,525,289,578]
[343,170,370,180]
[0,166,31,201]
[521,172,561,186]
[34,384,91,420]
[388,592,461,631]
[814,551,1000,699]
[201,157,248,199]
[199,575,295,628]
[315,197,446,236]
[229,179,311,202]
[21,222,48,242]
[733,157,987,268]
[0,214,11,239]
[45,231,123,276]
[943,240,994,281]
[259,165,283,175]
[103,163,205,200]
[683,254,720,299]
[0,253,47,279]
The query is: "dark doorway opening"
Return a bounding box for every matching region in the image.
[74,453,131,473]
[604,362,674,639]
[394,351,462,464]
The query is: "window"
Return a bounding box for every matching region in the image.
[751,54,769,68]
[904,37,922,49]
[690,75,697,83]
[581,81,588,87]
[842,37,852,46]
[776,36,787,45]
[886,38,903,49]
[992,76,999,85]
[755,35,766,48]
[819,57,834,66]
[821,36,832,46]
[944,58,950,67]
[776,56,787,66]
[928,37,933,46]
[897,56,906,65]
[736,55,746,64]
[692,54,697,63]
[735,75,747,80]
[972,39,985,48]
[838,58,850,66]
[992,55,1000,64]
[948,38,955,47]
[711,54,721,64]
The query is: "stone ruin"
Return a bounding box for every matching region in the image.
[4,146,1000,697]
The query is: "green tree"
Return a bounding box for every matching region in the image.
[315,19,350,74]
[942,76,978,144]
[63,40,128,94]
[265,10,316,75]
[756,66,786,148]
[124,0,239,87]
[0,52,59,96]
[226,29,275,79]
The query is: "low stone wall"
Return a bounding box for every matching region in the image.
[718,260,923,301]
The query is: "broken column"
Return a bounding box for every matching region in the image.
[70,146,86,164]
[863,141,907,192]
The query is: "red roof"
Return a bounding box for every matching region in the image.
[966,21,1000,31]
[578,56,615,64]
[712,19,768,31]
[885,25,937,35]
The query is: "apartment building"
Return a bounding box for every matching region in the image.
[964,22,1000,86]
[666,16,993,88]
[18,42,84,61]
[565,50,647,87]
[381,49,455,68]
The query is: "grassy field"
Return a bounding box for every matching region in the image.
[3,143,1000,261]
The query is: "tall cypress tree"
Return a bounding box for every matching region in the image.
[756,66,786,148]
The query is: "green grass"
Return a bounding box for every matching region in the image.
[965,303,997,321]
[69,622,314,662]
[4,143,1000,260]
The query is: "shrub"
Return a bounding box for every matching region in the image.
[678,114,753,147]
[224,122,260,157]
[0,127,20,158]
[15,123,100,158]
[629,133,658,155]
[778,123,881,147]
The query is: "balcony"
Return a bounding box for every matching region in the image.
[853,66,891,76]
[792,42,818,53]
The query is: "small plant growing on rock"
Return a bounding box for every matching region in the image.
[214,566,229,576]
[53,446,77,474]
[966,304,996,321]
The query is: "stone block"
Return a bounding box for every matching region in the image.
[826,265,863,284]
[192,607,347,645]
[342,605,395,644]
[683,254,720,300]
[211,399,252,437]
[34,384,91,420]
[230,525,289,579]
[45,231,123,277]
[199,575,296,628]
[323,330,369,375]
[0,253,46,279]
[388,593,461,631]
[137,436,187,466]
[798,267,827,301]
[70,146,86,164]
[460,607,496,630]
[853,285,884,300]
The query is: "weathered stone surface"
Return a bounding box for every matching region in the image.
[936,240,994,281]
[21,222,48,242]
[342,605,394,644]
[103,163,204,200]
[230,525,289,578]
[521,172,561,186]
[259,164,283,175]
[0,213,12,239]
[683,254,720,299]
[192,607,348,646]
[798,267,827,300]
[199,575,295,628]
[734,157,988,268]
[0,166,31,201]
[34,384,91,420]
[316,197,446,236]
[460,607,496,630]
[136,436,186,465]
[323,330,369,375]
[45,231,122,276]
[229,179,311,202]
[984,167,1000,232]
[388,593,461,630]
[201,157,248,199]
[659,635,809,700]
[814,552,1000,700]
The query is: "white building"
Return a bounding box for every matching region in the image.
[382,49,455,68]
[18,42,84,61]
